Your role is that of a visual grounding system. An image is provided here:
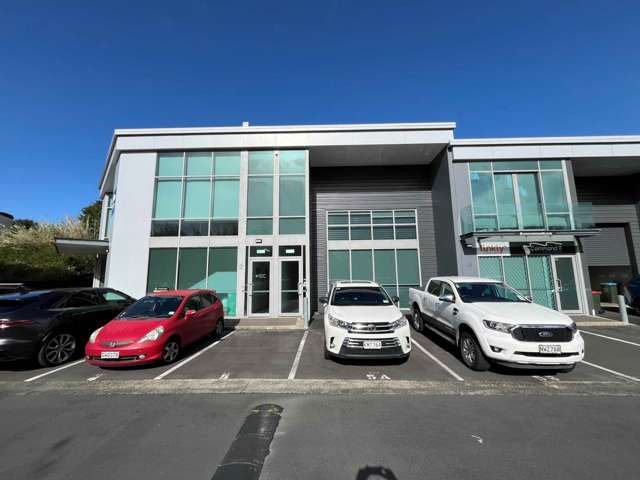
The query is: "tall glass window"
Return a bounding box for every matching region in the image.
[208,247,238,316]
[177,248,207,289]
[247,151,274,235]
[328,250,350,285]
[469,161,571,232]
[327,209,418,241]
[147,248,177,292]
[151,151,241,237]
[278,151,306,235]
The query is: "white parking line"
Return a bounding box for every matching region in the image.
[580,330,640,347]
[411,338,464,381]
[287,330,308,380]
[154,330,235,380]
[24,359,86,383]
[581,360,640,382]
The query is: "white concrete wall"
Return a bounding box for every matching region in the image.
[105,152,156,298]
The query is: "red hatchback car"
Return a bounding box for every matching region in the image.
[85,289,224,366]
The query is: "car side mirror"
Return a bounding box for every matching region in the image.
[391,295,400,305]
[319,296,328,305]
[524,295,533,303]
[439,293,455,303]
[184,309,196,319]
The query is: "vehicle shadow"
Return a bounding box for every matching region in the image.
[416,327,568,377]
[356,465,399,480]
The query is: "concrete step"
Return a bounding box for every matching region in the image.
[226,316,304,330]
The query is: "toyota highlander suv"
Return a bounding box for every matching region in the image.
[321,281,411,360]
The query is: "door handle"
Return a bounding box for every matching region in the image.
[453,308,459,315]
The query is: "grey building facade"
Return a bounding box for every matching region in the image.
[89,123,640,322]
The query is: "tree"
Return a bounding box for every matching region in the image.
[79,200,102,239]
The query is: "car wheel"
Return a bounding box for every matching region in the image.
[162,338,181,364]
[459,331,490,371]
[214,319,224,339]
[37,332,77,367]
[411,306,424,333]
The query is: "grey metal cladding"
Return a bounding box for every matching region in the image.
[575,176,640,272]
[310,165,436,310]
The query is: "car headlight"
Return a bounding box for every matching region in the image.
[328,314,350,330]
[89,327,102,344]
[139,326,164,342]
[391,315,408,329]
[482,319,516,333]
[568,321,578,334]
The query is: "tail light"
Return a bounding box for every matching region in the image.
[0,319,35,329]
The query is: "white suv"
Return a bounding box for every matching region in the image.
[409,277,584,371]
[321,281,411,360]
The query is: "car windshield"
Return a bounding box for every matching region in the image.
[117,296,183,319]
[331,287,392,306]
[455,282,528,303]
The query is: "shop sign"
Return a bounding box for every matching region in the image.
[478,241,510,255]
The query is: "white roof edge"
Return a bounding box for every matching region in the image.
[113,121,457,136]
[452,134,640,146]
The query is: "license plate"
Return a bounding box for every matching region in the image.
[539,344,561,354]
[363,340,382,350]
[101,351,120,359]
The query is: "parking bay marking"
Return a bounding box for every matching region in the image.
[581,360,640,383]
[580,330,640,348]
[410,338,464,381]
[24,359,86,383]
[154,330,236,380]
[287,330,309,380]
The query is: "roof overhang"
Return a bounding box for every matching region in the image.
[99,122,456,195]
[451,135,640,177]
[460,230,600,247]
[54,238,109,256]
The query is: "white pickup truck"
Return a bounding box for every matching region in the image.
[408,277,584,371]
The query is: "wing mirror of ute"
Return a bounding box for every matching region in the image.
[524,295,533,302]
[439,293,455,303]
[319,297,328,305]
[391,295,400,304]
[184,309,197,319]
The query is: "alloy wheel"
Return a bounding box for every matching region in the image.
[461,337,477,366]
[162,341,180,363]
[215,320,224,338]
[45,333,76,365]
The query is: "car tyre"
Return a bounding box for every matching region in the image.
[214,319,224,339]
[162,338,181,364]
[459,330,491,371]
[411,306,424,333]
[323,340,331,360]
[37,332,77,367]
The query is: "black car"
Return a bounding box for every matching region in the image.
[0,288,135,366]
[624,275,640,312]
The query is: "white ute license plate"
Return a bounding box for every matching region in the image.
[539,345,561,354]
[101,351,119,359]
[363,340,382,350]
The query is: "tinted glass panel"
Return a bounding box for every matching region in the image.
[151,220,179,237]
[541,171,569,213]
[183,180,211,218]
[372,211,393,224]
[186,152,212,176]
[328,226,348,240]
[329,250,350,283]
[493,161,539,171]
[147,249,177,292]
[397,250,420,284]
[180,220,209,236]
[279,176,305,216]
[478,256,503,282]
[154,181,182,219]
[213,179,240,218]
[178,248,207,289]
[247,177,273,216]
[469,161,492,171]
[351,250,373,281]
[249,151,273,174]
[279,218,305,234]
[208,247,237,316]
[247,218,273,235]
[157,153,183,177]
[494,174,518,229]
[395,226,416,239]
[350,213,371,225]
[214,152,240,176]
[350,226,371,240]
[373,226,394,240]
[470,172,496,215]
[539,160,563,170]
[517,173,544,229]
[394,211,415,224]
[328,213,348,225]
[279,150,305,173]
[374,250,396,285]
[210,220,238,236]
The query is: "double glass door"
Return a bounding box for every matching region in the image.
[248,257,303,316]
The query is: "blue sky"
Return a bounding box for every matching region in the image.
[1,0,639,221]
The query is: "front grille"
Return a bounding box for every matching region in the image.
[100,339,134,347]
[515,352,579,357]
[511,326,573,342]
[89,355,138,362]
[343,337,400,349]
[348,322,395,334]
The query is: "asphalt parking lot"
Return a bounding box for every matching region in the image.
[2,318,640,389]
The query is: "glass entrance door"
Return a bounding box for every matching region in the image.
[552,256,581,313]
[249,260,271,315]
[280,259,302,314]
